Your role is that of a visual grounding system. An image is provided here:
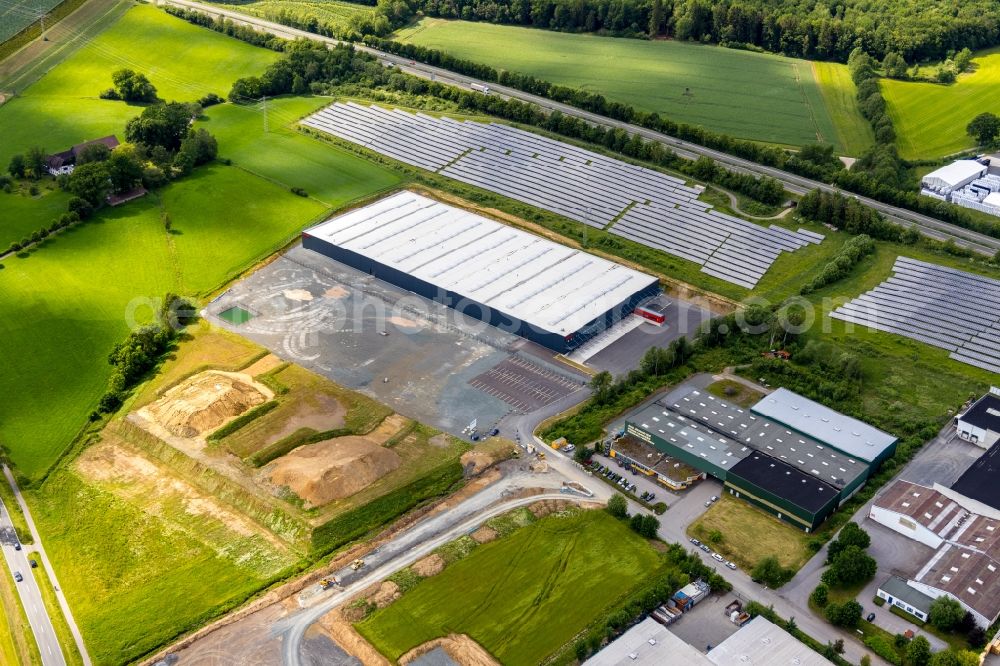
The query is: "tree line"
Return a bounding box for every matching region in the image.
[399,0,1000,63]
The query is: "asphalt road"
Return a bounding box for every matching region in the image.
[0,491,65,666]
[3,467,91,666]
[159,0,1000,256]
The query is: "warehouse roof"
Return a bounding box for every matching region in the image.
[958,391,1000,434]
[914,543,1000,624]
[304,191,658,336]
[629,404,751,473]
[751,388,896,462]
[707,616,829,666]
[583,617,708,665]
[669,389,866,489]
[729,452,838,514]
[922,160,987,189]
[951,440,1000,511]
[873,480,965,539]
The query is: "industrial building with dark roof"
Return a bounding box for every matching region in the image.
[302,191,660,352]
[620,386,893,531]
[956,389,1000,449]
[951,440,1000,512]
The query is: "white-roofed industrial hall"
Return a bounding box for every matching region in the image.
[921,160,988,192]
[302,191,660,352]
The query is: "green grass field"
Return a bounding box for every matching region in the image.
[201,0,375,33]
[0,183,73,248]
[882,48,1000,159]
[357,510,661,663]
[0,4,279,168]
[393,19,868,153]
[0,6,401,479]
[812,61,874,156]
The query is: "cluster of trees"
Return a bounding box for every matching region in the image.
[7,147,48,181]
[751,555,794,588]
[821,522,877,587]
[606,493,660,537]
[99,68,158,102]
[94,294,196,417]
[797,189,908,241]
[229,41,362,101]
[800,234,874,294]
[927,596,988,649]
[589,337,693,406]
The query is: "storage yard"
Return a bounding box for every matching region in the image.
[831,256,1000,374]
[920,159,1000,217]
[303,103,824,289]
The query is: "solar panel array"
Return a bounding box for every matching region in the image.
[831,256,1000,374]
[302,103,823,289]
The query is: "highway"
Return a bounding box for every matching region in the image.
[0,487,65,666]
[160,0,1000,255]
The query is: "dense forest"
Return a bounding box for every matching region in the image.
[409,0,1000,62]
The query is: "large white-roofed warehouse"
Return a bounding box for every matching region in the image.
[302,191,661,352]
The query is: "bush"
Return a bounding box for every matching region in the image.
[810,584,829,608]
[929,595,965,631]
[652,502,667,515]
[606,493,628,519]
[68,196,94,220]
[198,92,224,107]
[863,634,903,665]
[291,187,308,197]
[874,595,885,606]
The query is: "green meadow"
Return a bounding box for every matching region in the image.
[882,48,1000,159]
[394,19,869,153]
[0,5,401,480]
[358,510,663,664]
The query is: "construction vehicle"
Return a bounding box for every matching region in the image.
[319,577,340,590]
[551,437,567,450]
[537,451,546,460]
[350,559,365,570]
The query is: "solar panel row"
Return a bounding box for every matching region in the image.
[302,103,823,289]
[831,256,1000,374]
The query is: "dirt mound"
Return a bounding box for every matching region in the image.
[317,609,390,666]
[529,499,574,518]
[266,436,401,507]
[368,414,410,443]
[143,371,271,438]
[370,581,400,608]
[470,526,497,544]
[399,634,500,666]
[412,554,445,577]
[243,353,284,377]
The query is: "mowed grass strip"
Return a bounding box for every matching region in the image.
[812,61,874,157]
[357,510,661,663]
[688,495,812,571]
[394,19,850,150]
[882,48,1000,159]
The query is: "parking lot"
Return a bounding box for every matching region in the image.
[468,356,584,413]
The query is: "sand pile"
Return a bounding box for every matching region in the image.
[266,436,401,507]
[145,371,270,438]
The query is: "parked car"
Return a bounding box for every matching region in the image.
[563,444,575,453]
[712,553,724,562]
[699,544,710,553]
[866,612,876,622]
[710,495,719,503]
[725,561,737,570]
[690,538,701,546]
[13,543,20,551]
[13,572,21,583]
[705,500,713,507]
[489,428,500,437]
[28,560,37,569]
